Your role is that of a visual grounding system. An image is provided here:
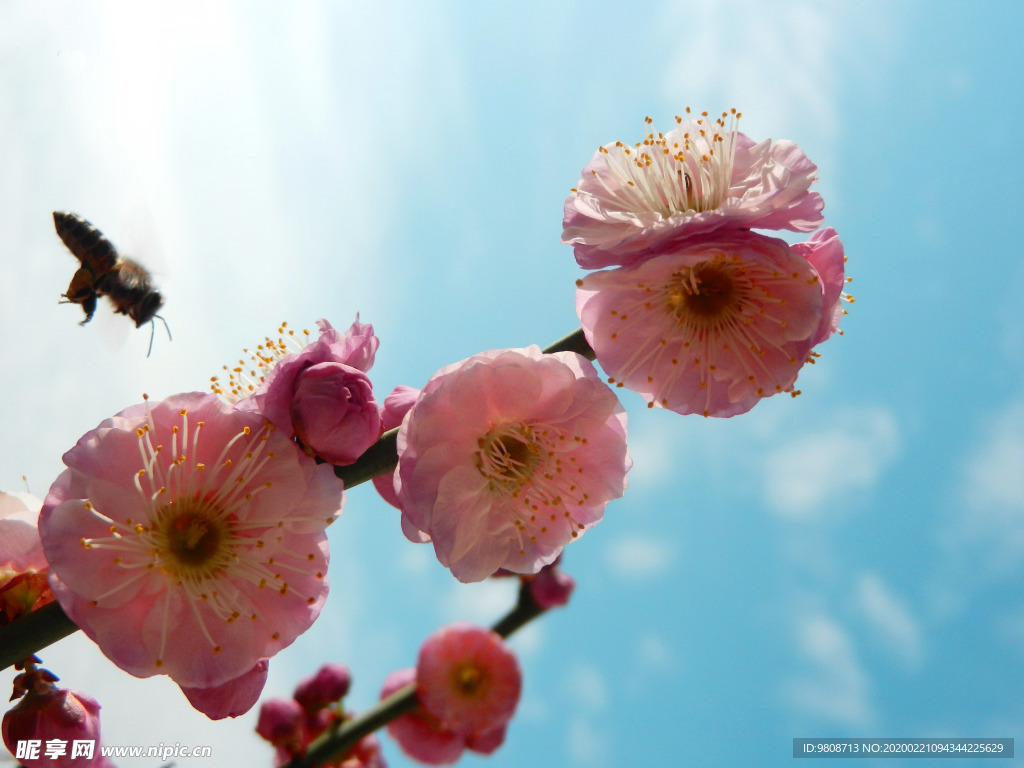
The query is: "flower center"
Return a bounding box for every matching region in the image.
[477,425,540,490]
[454,663,485,697]
[669,261,739,320]
[154,497,233,576]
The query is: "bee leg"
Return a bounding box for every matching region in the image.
[78,294,97,325]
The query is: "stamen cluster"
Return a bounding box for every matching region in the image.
[563,109,825,269]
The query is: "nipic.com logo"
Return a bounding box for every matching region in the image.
[15,739,214,761]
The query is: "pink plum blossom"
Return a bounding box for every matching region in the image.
[0,491,46,573]
[0,491,54,626]
[216,317,383,466]
[563,110,824,269]
[381,667,498,766]
[793,227,848,346]
[396,346,629,583]
[576,228,846,417]
[38,392,344,690]
[180,659,269,720]
[416,623,521,738]
[3,667,101,768]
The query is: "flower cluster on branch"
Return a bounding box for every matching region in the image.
[0,108,848,768]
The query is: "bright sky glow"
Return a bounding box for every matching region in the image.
[2,2,1023,766]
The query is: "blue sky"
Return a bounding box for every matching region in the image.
[2,2,1023,766]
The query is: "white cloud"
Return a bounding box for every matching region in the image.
[963,401,1024,509]
[763,408,900,519]
[658,0,839,151]
[563,663,610,713]
[567,716,612,768]
[622,426,678,487]
[953,399,1024,570]
[605,534,674,580]
[855,572,923,667]
[785,615,874,728]
[635,632,676,672]
[561,664,613,766]
[443,576,519,626]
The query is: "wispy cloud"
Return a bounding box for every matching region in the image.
[953,399,1024,571]
[567,716,612,768]
[563,663,613,766]
[784,614,874,728]
[855,572,923,668]
[564,662,611,713]
[658,0,840,149]
[605,534,674,580]
[763,408,900,519]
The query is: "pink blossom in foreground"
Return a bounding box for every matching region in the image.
[416,623,521,738]
[576,229,846,417]
[216,317,383,466]
[39,392,344,690]
[0,491,54,626]
[3,668,101,768]
[381,667,506,766]
[563,110,824,269]
[180,659,270,720]
[396,346,629,582]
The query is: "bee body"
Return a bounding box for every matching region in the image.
[53,211,170,354]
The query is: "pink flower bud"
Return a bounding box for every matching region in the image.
[290,362,382,465]
[255,697,304,749]
[293,663,352,712]
[529,563,575,609]
[242,317,384,466]
[3,683,101,768]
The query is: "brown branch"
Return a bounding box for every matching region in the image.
[283,582,544,768]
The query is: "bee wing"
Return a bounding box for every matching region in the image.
[110,258,153,293]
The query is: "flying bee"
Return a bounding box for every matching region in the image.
[53,211,171,356]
